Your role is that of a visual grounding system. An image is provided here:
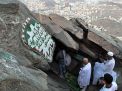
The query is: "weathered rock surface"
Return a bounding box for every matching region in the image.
[49,14,83,39]
[33,12,122,65]
[34,13,79,50]
[95,28,121,60]
[0,49,70,91]
[71,18,122,60]
[88,27,122,59]
[0,49,32,67]
[0,0,56,71]
[0,1,71,91]
[0,53,48,91]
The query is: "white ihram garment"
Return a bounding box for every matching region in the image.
[104,58,115,74]
[93,62,105,85]
[100,82,118,91]
[104,58,117,81]
[78,63,91,88]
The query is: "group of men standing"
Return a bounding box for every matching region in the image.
[56,50,118,91]
[77,51,118,91]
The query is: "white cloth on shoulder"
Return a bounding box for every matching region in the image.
[104,58,117,82]
[93,62,105,85]
[78,63,91,88]
[104,58,115,74]
[100,82,118,91]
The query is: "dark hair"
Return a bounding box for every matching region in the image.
[104,73,113,84]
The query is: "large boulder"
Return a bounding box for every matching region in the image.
[0,0,55,70]
[75,18,122,60]
[0,50,70,91]
[88,27,122,59]
[0,49,32,67]
[0,54,48,91]
[49,14,83,39]
[32,13,52,25]
[33,13,79,50]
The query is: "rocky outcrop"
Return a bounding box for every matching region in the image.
[49,14,83,39]
[0,1,71,91]
[0,49,32,67]
[0,0,56,71]
[87,27,122,59]
[35,13,122,59]
[0,50,48,91]
[70,18,122,60]
[0,49,70,91]
[33,13,79,50]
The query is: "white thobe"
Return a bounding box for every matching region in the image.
[100,82,118,91]
[93,62,105,85]
[78,63,91,88]
[104,58,115,74]
[104,58,117,81]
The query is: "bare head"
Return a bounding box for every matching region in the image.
[83,58,89,65]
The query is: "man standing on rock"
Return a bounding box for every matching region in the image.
[78,58,91,91]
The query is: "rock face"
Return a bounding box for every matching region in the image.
[33,13,79,50]
[0,0,56,71]
[0,50,48,91]
[0,50,70,91]
[0,1,71,91]
[70,18,122,60]
[87,27,122,59]
[0,49,32,67]
[49,14,83,39]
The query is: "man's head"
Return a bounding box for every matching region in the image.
[83,58,89,65]
[107,51,114,60]
[103,73,113,85]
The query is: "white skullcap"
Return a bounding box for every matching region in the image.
[107,51,114,56]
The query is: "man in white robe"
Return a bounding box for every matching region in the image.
[100,73,118,91]
[78,58,91,91]
[93,61,105,85]
[104,52,117,82]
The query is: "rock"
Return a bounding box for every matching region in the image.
[33,13,52,25]
[0,0,55,70]
[0,58,48,91]
[49,14,83,39]
[88,27,122,59]
[34,13,79,50]
[0,79,39,91]
[34,61,51,71]
[74,18,122,60]
[0,49,32,67]
[79,43,96,58]
[70,18,88,39]
[0,50,70,91]
[53,30,79,50]
[47,76,70,91]
[0,1,71,90]
[75,18,89,31]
